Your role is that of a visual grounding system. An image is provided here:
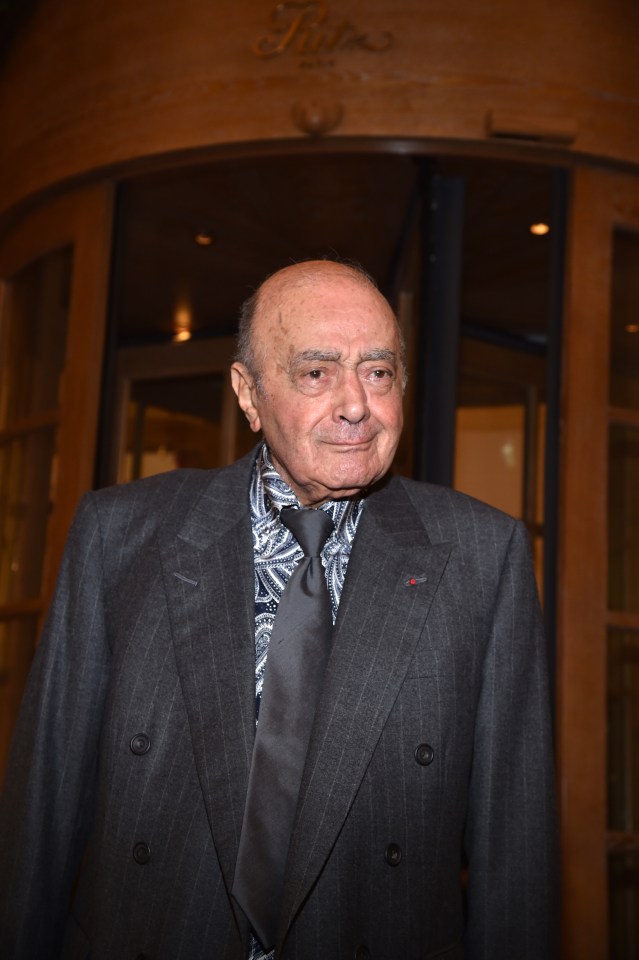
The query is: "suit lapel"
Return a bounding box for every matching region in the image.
[279,477,451,943]
[158,457,451,946]
[157,454,257,905]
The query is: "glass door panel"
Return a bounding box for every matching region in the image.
[0,247,71,424]
[455,339,547,591]
[0,247,71,776]
[108,340,256,486]
[0,617,40,785]
[123,373,229,480]
[557,168,639,960]
[607,221,639,955]
[608,629,639,834]
[609,425,639,615]
[456,400,526,516]
[0,183,114,784]
[0,428,57,604]
[609,851,639,960]
[417,160,557,604]
[610,231,639,412]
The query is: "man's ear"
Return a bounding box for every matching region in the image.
[231,362,262,432]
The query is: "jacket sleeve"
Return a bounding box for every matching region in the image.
[0,493,111,960]
[463,519,559,960]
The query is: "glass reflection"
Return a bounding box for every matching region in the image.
[121,372,254,482]
[123,373,224,481]
[0,617,39,787]
[608,426,639,614]
[0,246,71,427]
[609,850,639,960]
[611,230,639,412]
[0,430,56,604]
[608,630,639,833]
[455,339,546,591]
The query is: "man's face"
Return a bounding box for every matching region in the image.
[231,263,404,506]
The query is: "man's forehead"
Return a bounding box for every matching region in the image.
[259,280,395,332]
[278,314,400,361]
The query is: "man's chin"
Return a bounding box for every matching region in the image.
[314,467,387,502]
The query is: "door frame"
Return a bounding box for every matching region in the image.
[558,166,639,958]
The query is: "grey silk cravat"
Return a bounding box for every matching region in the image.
[233,506,334,951]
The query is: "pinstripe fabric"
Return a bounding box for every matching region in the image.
[0,447,558,959]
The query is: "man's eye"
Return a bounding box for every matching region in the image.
[369,368,392,380]
[306,369,324,379]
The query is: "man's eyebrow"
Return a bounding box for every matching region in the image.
[290,349,341,365]
[289,348,398,366]
[360,348,398,365]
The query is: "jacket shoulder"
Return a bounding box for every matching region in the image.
[392,475,520,548]
[83,448,258,536]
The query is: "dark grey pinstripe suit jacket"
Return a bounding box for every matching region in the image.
[0,448,558,960]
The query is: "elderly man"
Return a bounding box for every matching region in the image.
[0,260,558,960]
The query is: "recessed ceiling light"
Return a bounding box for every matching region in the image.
[625,323,639,334]
[530,222,550,236]
[194,230,214,247]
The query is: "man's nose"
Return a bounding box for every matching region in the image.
[333,369,369,424]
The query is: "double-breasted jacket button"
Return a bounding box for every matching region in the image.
[414,742,434,766]
[384,842,402,866]
[130,733,151,755]
[132,842,151,865]
[355,945,371,959]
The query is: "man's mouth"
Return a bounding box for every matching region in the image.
[322,437,374,448]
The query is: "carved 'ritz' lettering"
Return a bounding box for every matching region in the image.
[252,1,394,59]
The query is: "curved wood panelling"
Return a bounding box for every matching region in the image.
[1,0,639,213]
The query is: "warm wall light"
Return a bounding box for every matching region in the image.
[174,305,191,327]
[194,230,214,246]
[625,323,639,334]
[530,222,550,236]
[173,301,192,343]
